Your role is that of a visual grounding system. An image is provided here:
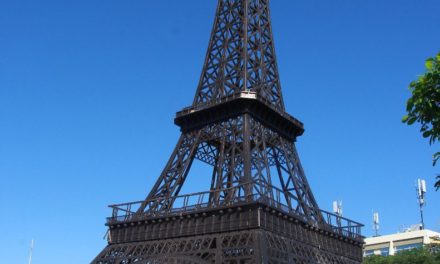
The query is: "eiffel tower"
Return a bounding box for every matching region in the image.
[92,0,364,263]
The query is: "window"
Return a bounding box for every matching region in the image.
[394,243,423,253]
[379,247,389,256]
[364,248,389,257]
[364,250,374,257]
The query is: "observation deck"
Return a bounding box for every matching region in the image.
[175,91,305,141]
[106,181,364,246]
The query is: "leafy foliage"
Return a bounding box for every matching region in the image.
[364,245,440,264]
[436,175,440,191]
[403,52,440,189]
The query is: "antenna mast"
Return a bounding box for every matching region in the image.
[333,201,343,227]
[373,212,379,237]
[28,239,34,264]
[332,201,343,216]
[416,179,427,230]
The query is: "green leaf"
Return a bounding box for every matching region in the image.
[435,175,440,191]
[407,116,417,125]
[426,59,434,70]
[423,130,431,138]
[402,115,409,123]
[433,152,440,166]
[406,98,414,111]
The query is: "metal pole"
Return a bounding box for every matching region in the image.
[28,239,34,264]
[416,181,426,230]
[243,114,253,198]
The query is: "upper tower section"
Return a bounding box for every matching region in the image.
[193,0,285,111]
[176,0,303,140]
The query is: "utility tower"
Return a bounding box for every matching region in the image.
[92,1,364,263]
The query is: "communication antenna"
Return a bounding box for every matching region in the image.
[416,179,427,230]
[332,200,343,228]
[373,212,380,237]
[28,239,34,264]
[332,200,343,216]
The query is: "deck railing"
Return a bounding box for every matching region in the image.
[107,181,363,240]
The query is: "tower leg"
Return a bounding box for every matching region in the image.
[138,131,202,213]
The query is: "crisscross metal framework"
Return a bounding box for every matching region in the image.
[141,113,322,224]
[194,0,284,110]
[92,1,363,263]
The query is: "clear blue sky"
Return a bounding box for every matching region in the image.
[1,0,439,263]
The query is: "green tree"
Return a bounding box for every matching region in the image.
[403,52,440,190]
[364,246,440,264]
[392,247,436,264]
[363,255,392,264]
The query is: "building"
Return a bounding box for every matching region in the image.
[364,228,440,256]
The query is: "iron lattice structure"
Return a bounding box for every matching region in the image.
[93,0,364,263]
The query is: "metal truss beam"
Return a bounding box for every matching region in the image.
[193,0,285,111]
[92,0,364,263]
